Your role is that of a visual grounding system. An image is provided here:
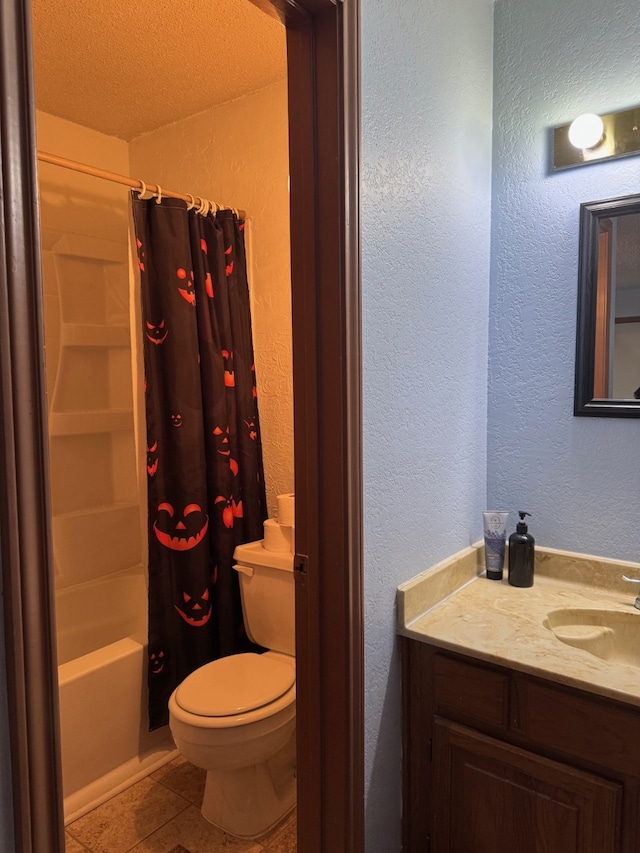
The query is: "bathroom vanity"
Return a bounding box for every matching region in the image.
[398,546,640,853]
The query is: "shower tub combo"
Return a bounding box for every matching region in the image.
[40,223,176,823]
[56,566,175,822]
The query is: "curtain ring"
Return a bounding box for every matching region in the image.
[185,193,196,210]
[154,185,163,204]
[137,180,150,199]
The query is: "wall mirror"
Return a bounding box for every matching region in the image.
[575,193,640,417]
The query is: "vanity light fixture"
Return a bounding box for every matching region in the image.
[553,104,640,170]
[567,113,604,150]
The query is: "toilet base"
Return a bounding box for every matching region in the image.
[200,728,297,839]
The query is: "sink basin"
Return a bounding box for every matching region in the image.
[543,608,640,667]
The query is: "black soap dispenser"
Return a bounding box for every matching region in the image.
[508,511,535,587]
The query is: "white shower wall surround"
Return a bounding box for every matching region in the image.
[37,110,175,821]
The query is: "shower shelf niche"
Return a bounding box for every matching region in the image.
[52,503,142,586]
[42,225,142,590]
[49,410,134,436]
[61,324,130,348]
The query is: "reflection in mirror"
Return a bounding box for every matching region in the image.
[595,213,640,398]
[575,194,640,417]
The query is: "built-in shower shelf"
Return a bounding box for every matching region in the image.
[53,502,140,520]
[49,409,133,436]
[42,230,128,264]
[52,503,142,587]
[61,324,130,348]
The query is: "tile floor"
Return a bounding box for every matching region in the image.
[65,756,296,853]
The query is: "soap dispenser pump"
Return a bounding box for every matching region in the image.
[508,511,535,588]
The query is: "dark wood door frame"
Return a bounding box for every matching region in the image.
[0,0,362,851]
[0,1,64,850]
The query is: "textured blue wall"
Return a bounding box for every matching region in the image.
[361,1,494,849]
[489,0,640,562]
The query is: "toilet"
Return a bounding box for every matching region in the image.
[168,540,296,839]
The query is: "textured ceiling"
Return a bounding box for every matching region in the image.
[31,0,287,141]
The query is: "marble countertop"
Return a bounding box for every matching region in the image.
[397,545,640,708]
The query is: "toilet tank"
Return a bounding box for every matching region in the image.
[233,541,295,656]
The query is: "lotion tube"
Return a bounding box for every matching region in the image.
[483,511,509,580]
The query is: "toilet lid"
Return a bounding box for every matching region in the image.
[175,653,294,717]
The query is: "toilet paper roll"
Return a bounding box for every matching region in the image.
[277,493,295,528]
[263,518,291,553]
[281,525,295,553]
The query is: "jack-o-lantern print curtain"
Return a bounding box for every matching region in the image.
[132,197,267,730]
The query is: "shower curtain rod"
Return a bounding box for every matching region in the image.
[36,149,246,218]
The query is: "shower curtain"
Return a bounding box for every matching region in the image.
[132,197,267,730]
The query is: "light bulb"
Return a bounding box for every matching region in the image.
[568,113,605,150]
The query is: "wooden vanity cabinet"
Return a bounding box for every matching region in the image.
[402,639,640,853]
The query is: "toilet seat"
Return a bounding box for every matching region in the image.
[175,653,295,718]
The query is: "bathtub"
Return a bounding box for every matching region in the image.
[56,566,176,822]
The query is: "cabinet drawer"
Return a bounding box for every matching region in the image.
[434,653,509,728]
[514,677,640,778]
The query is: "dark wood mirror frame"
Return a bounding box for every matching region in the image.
[575,193,640,417]
[0,0,363,851]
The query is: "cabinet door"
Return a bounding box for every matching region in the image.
[432,719,621,853]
